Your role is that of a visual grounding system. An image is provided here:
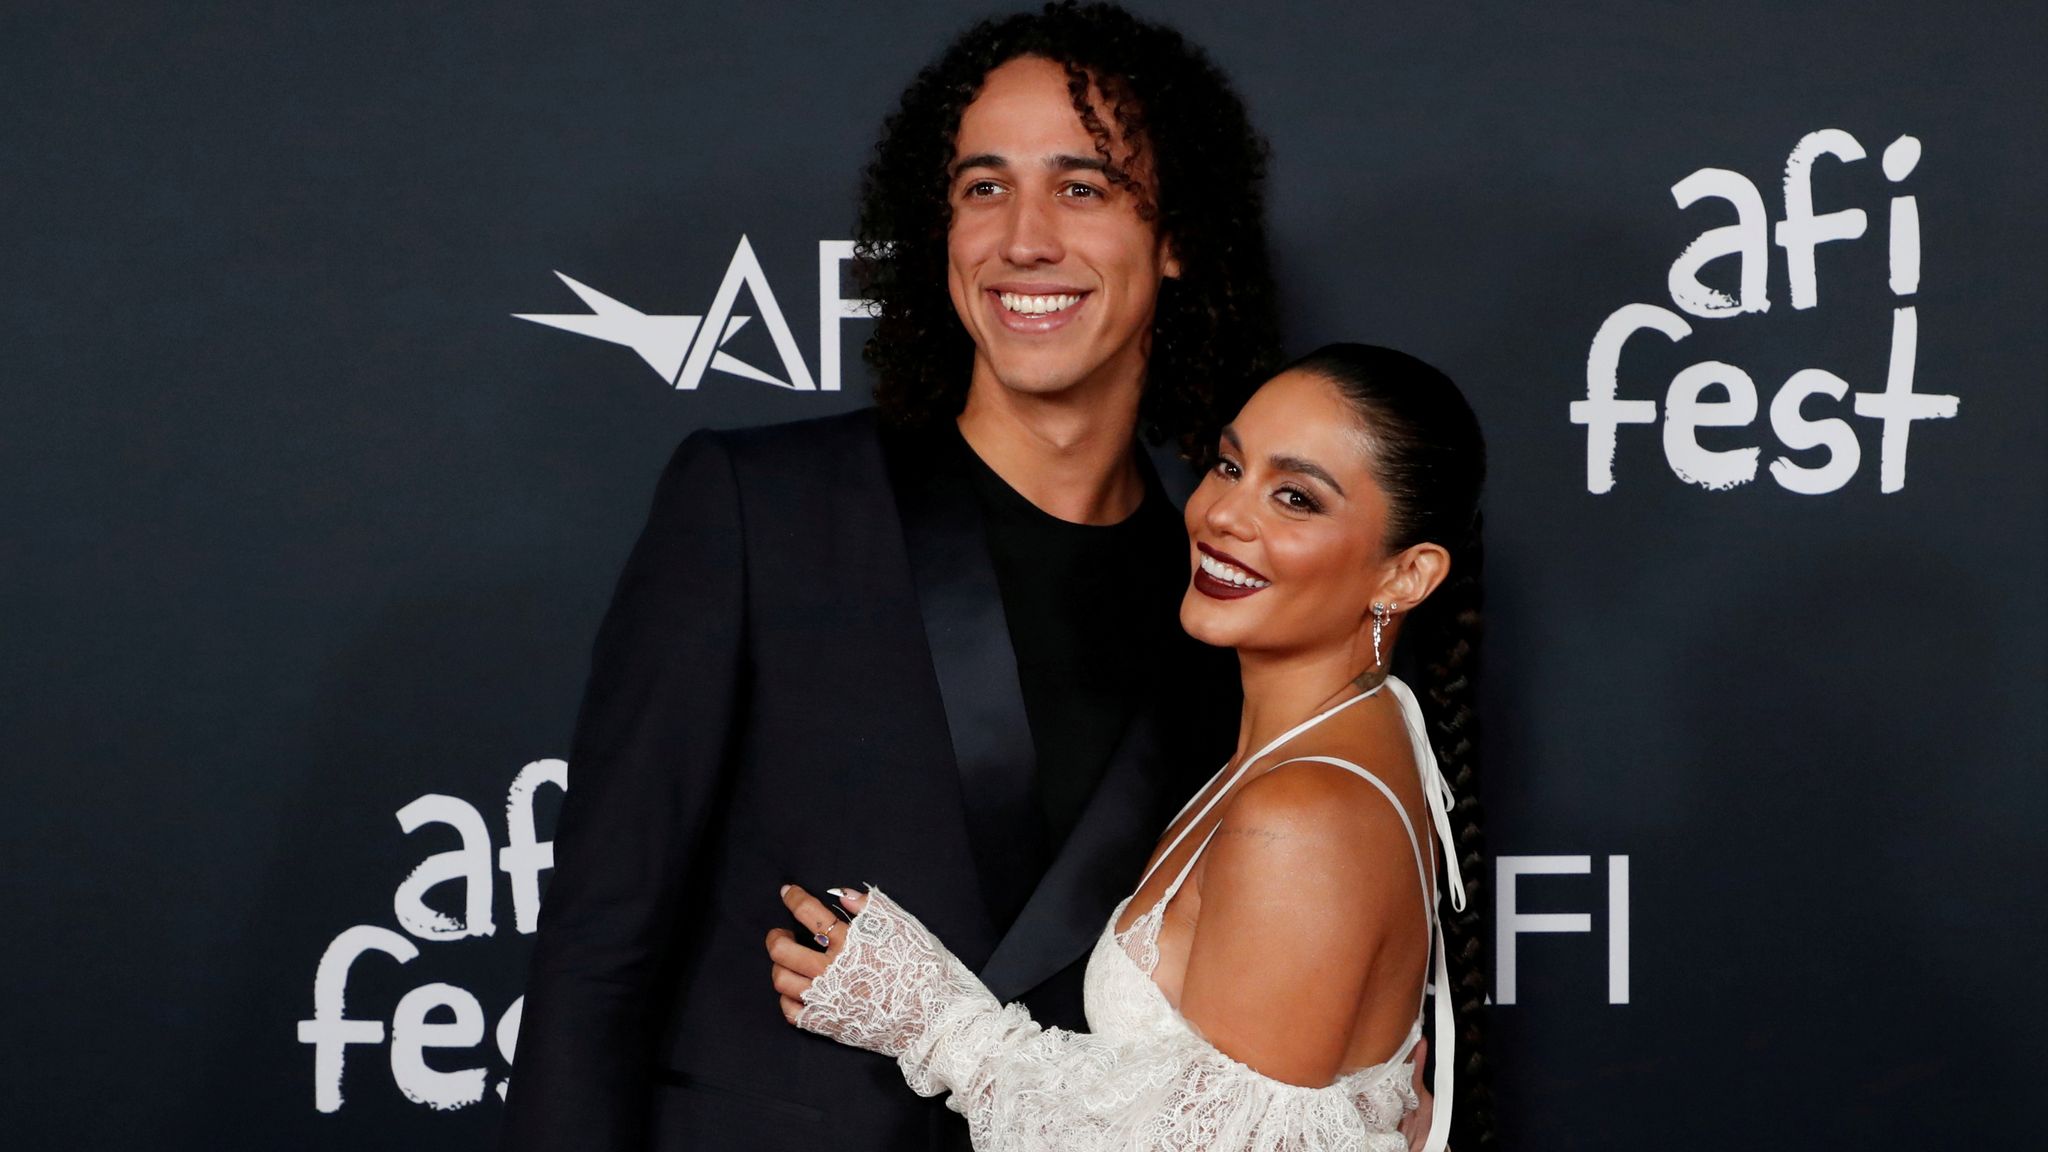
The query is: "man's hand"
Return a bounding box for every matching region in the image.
[1399,1035,1438,1152]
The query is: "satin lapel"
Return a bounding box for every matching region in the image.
[883,424,1047,934]
[980,706,1174,1002]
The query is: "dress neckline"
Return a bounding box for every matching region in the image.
[1094,900,1417,1093]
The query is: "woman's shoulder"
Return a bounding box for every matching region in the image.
[1214,747,1422,868]
[1196,751,1431,946]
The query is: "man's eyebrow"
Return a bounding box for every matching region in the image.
[952,152,1008,177]
[1271,454,1346,497]
[950,152,1114,178]
[1048,153,1111,173]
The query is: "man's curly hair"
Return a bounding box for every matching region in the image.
[856,1,1281,458]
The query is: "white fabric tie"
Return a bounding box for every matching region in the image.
[1383,675,1464,1152]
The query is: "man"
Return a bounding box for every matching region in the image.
[504,6,1280,1149]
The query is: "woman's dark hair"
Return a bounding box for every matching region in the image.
[856,1,1281,457]
[1287,342,1495,1149]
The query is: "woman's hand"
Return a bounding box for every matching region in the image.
[767,884,989,1059]
[766,884,869,1023]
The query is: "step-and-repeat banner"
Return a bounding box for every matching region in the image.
[8,1,2043,1148]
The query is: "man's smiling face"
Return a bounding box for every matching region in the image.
[946,55,1180,404]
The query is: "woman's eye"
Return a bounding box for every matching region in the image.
[1213,457,1241,479]
[1277,487,1321,513]
[963,179,1002,198]
[1062,181,1103,199]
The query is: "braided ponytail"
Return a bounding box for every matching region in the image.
[1408,518,1494,1149]
[1282,343,1495,1147]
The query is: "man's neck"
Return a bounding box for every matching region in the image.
[955,368,1147,526]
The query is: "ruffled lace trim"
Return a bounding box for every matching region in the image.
[799,888,1414,1151]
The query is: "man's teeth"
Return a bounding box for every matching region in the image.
[999,292,1081,315]
[1200,554,1270,589]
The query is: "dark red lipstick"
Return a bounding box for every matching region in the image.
[1192,542,1270,600]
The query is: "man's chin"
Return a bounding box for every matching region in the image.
[988,372,1085,397]
[979,354,1107,400]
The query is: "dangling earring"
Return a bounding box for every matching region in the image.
[1371,602,1393,668]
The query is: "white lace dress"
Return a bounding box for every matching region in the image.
[799,675,1465,1152]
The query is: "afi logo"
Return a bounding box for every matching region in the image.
[298,760,565,1113]
[1572,129,1958,495]
[516,237,875,392]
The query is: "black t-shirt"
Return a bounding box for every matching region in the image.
[956,427,1193,854]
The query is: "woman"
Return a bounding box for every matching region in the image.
[768,344,1487,1151]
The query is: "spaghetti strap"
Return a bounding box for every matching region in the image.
[1154,753,1434,961]
[1265,754,1435,960]
[1155,823,1221,908]
[1136,683,1383,893]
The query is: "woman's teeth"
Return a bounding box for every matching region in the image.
[999,292,1081,315]
[1199,554,1270,589]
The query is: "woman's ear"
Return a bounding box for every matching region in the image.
[1384,542,1451,610]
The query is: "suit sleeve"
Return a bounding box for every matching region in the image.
[502,430,746,1151]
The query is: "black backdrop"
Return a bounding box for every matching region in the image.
[6,2,2044,1148]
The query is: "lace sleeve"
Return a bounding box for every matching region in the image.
[797,889,1408,1152]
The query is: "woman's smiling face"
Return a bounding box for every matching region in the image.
[1179,369,1400,658]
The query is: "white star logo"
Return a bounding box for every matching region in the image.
[515,235,820,390]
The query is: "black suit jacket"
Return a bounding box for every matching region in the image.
[503,409,1236,1152]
